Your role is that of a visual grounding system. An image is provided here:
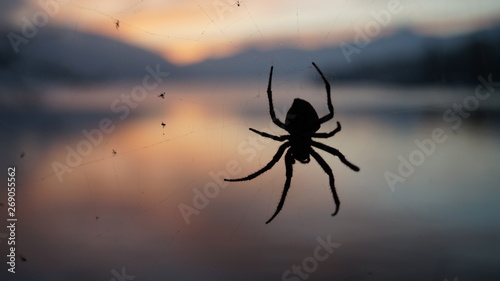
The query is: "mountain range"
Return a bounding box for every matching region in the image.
[2,23,500,86]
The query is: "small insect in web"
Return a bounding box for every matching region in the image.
[160,122,166,135]
[158,92,165,99]
[112,149,117,156]
[115,20,120,30]
[225,62,360,224]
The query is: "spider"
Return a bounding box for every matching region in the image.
[224,62,360,224]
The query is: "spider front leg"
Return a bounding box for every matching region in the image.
[249,128,289,141]
[312,121,341,138]
[266,66,287,130]
[310,149,340,216]
[312,62,334,125]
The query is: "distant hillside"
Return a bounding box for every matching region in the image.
[0,26,177,84]
[182,25,500,85]
[2,24,499,86]
[325,27,500,85]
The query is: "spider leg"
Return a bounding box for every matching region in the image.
[249,128,289,142]
[266,66,287,129]
[224,142,291,182]
[310,149,340,216]
[312,62,334,125]
[266,149,294,224]
[312,121,341,138]
[311,141,360,172]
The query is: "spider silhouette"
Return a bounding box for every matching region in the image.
[224,62,360,224]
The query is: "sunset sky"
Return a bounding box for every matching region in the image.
[11,0,500,64]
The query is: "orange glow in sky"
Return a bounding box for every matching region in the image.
[17,0,500,65]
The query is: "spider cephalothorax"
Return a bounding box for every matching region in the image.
[225,62,360,224]
[285,98,320,164]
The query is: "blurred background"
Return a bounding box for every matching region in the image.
[1,0,500,280]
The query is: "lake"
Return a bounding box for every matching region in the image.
[2,79,500,281]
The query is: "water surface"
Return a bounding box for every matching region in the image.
[2,80,500,281]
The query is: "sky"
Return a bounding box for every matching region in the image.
[7,0,500,65]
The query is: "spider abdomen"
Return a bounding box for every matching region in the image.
[289,136,313,164]
[285,98,320,134]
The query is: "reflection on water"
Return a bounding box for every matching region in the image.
[2,81,500,281]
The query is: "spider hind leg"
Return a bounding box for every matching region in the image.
[224,142,290,182]
[266,150,294,224]
[312,141,360,172]
[310,149,340,216]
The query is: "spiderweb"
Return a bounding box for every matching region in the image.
[3,1,500,280]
